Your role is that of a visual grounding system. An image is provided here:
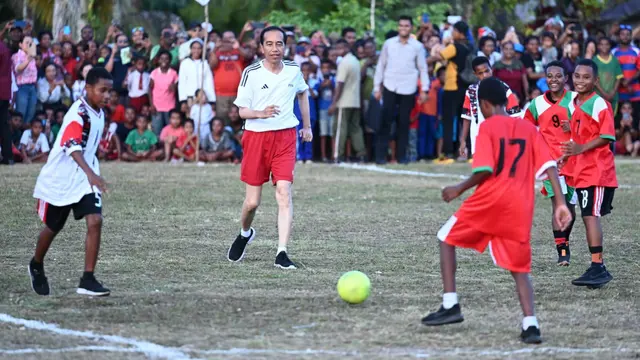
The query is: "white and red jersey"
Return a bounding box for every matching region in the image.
[33,98,105,206]
[462,81,522,154]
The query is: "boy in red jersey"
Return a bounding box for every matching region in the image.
[422,77,572,344]
[561,59,617,288]
[523,61,577,266]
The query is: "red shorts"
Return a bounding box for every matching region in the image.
[437,215,531,273]
[129,95,149,114]
[241,128,296,186]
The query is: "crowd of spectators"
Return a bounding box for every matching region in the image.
[0,14,639,166]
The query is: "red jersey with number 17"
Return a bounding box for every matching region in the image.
[456,115,556,242]
[568,92,618,189]
[523,90,576,183]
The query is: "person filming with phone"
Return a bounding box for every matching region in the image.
[37,61,70,110]
[12,35,39,124]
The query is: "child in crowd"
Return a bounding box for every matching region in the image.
[107,89,126,123]
[126,56,150,114]
[160,110,186,162]
[19,120,50,164]
[10,112,24,149]
[116,107,136,144]
[140,104,151,119]
[123,115,163,161]
[225,105,244,161]
[541,32,558,67]
[294,61,318,164]
[201,118,235,162]
[189,89,214,140]
[318,59,335,162]
[417,67,445,160]
[173,118,198,162]
[149,50,179,135]
[51,108,66,141]
[98,120,121,161]
[616,102,640,156]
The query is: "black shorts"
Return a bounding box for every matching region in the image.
[576,186,615,218]
[36,193,103,233]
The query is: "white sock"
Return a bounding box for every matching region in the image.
[523,316,539,330]
[240,228,252,237]
[442,292,458,309]
[277,246,287,255]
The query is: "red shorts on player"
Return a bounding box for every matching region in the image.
[241,127,296,186]
[437,215,532,273]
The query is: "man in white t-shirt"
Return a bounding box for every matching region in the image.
[28,68,112,297]
[459,56,522,158]
[19,120,50,163]
[227,26,312,270]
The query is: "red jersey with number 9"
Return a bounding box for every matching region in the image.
[456,115,556,242]
[568,92,618,189]
[523,91,576,184]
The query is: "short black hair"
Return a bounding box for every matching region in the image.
[210,117,224,130]
[598,36,613,47]
[478,77,507,106]
[453,21,469,37]
[34,110,46,118]
[341,27,356,37]
[11,111,24,119]
[544,60,566,74]
[385,30,399,40]
[85,67,113,85]
[137,114,149,122]
[525,35,539,45]
[335,39,349,46]
[576,58,598,76]
[260,26,287,46]
[38,30,53,42]
[478,36,495,50]
[398,15,413,25]
[541,31,555,41]
[169,109,183,121]
[184,118,194,127]
[157,49,172,62]
[31,119,43,127]
[472,56,491,71]
[436,66,446,77]
[300,61,311,69]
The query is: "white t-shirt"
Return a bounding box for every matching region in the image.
[20,130,50,156]
[126,70,150,98]
[190,103,215,140]
[33,98,105,206]
[234,60,308,132]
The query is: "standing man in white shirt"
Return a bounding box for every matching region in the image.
[227,26,312,270]
[28,68,112,297]
[373,15,429,164]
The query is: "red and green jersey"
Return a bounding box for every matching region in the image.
[456,115,556,242]
[523,90,576,184]
[569,93,618,188]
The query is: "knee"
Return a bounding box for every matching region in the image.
[86,215,103,232]
[244,196,260,211]
[275,185,291,206]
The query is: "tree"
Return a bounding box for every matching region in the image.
[28,0,112,39]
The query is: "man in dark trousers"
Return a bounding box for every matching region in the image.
[0,39,14,164]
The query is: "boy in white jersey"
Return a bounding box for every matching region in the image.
[459,56,522,158]
[29,68,113,297]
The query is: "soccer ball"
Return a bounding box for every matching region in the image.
[337,271,371,304]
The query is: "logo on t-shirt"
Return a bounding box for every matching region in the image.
[261,84,269,89]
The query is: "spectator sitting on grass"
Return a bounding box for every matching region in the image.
[173,118,198,163]
[201,118,234,163]
[51,107,66,141]
[122,114,163,162]
[98,120,121,161]
[616,102,640,157]
[116,107,136,144]
[19,120,49,164]
[224,105,243,161]
[160,110,186,162]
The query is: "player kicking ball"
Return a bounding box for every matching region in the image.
[422,77,572,344]
[523,61,577,266]
[227,26,312,269]
[28,67,113,297]
[561,59,617,288]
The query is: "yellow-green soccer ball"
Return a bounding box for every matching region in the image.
[337,271,371,304]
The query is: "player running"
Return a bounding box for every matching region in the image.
[561,59,617,288]
[227,26,312,269]
[28,67,113,296]
[459,56,522,159]
[422,77,572,344]
[523,61,577,266]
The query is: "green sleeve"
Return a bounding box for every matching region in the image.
[147,131,158,145]
[125,131,136,146]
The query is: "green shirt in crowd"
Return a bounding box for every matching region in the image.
[126,129,158,153]
[593,54,623,112]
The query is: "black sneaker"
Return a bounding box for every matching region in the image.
[556,243,570,266]
[421,304,464,326]
[274,251,297,269]
[28,260,50,296]
[571,263,613,287]
[77,274,110,296]
[520,326,542,344]
[227,228,255,262]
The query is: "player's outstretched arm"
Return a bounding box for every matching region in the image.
[545,166,572,230]
[238,106,279,120]
[442,171,491,202]
[70,151,107,193]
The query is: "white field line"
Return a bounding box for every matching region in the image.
[337,163,640,189]
[1,313,637,358]
[0,313,198,359]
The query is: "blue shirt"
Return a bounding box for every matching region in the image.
[318,75,335,110]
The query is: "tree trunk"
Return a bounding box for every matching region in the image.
[52,0,83,41]
[76,0,88,40]
[112,0,122,24]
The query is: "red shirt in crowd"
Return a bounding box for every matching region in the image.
[212,49,245,97]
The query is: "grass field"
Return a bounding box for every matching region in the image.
[1,161,639,359]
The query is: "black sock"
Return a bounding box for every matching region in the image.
[30,257,43,269]
[82,271,94,279]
